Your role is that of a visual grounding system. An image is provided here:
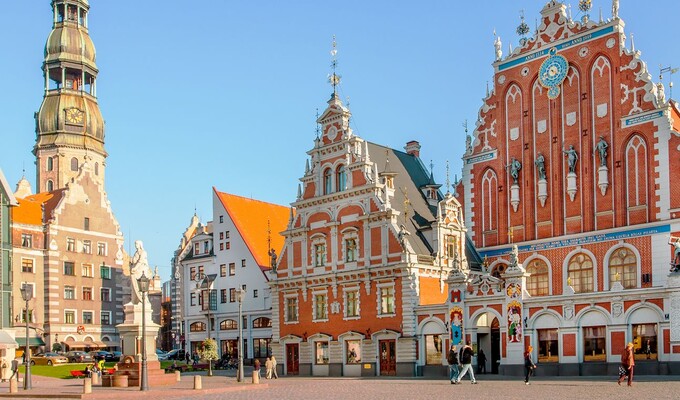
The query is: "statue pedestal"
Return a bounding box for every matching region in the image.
[566,172,577,202]
[510,184,520,212]
[597,166,609,195]
[117,302,160,363]
[537,178,548,207]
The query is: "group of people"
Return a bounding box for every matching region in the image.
[83,358,107,378]
[447,341,478,385]
[252,356,279,379]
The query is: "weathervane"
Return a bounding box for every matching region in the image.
[578,0,592,23]
[445,160,451,196]
[516,9,530,44]
[328,35,341,94]
[315,108,320,139]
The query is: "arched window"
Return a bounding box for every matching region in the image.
[609,247,637,289]
[323,168,332,195]
[70,157,79,171]
[625,135,648,223]
[481,169,498,247]
[47,157,53,172]
[219,319,237,330]
[336,165,346,192]
[567,253,593,294]
[252,317,272,328]
[527,259,549,296]
[46,180,54,192]
[190,321,206,332]
[94,162,99,176]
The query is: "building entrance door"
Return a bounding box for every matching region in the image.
[286,343,299,375]
[491,317,501,374]
[379,339,396,376]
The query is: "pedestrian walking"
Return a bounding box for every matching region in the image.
[185,350,190,364]
[447,344,459,384]
[265,356,273,379]
[254,358,261,379]
[617,342,635,386]
[9,359,18,382]
[477,349,487,374]
[524,346,537,385]
[271,355,279,379]
[192,351,199,366]
[456,341,477,384]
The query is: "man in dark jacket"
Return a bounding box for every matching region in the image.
[447,345,459,383]
[455,341,477,384]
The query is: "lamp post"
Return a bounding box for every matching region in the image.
[194,274,216,376]
[236,288,244,383]
[138,272,150,392]
[20,284,32,390]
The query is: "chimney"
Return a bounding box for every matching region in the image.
[404,141,421,158]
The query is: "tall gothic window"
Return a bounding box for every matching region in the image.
[336,165,347,192]
[46,180,53,191]
[481,169,498,246]
[47,157,53,171]
[526,259,549,296]
[625,135,648,223]
[323,168,332,195]
[609,247,637,289]
[567,253,594,294]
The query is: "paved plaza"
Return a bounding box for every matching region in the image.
[1,372,680,400]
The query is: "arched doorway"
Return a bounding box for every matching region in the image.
[490,317,500,374]
[475,313,501,375]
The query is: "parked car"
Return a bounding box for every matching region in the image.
[165,349,186,361]
[88,351,112,361]
[109,351,122,362]
[156,349,168,360]
[30,352,68,366]
[65,351,93,363]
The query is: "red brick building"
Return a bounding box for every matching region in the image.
[455,1,680,375]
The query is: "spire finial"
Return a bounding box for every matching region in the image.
[267,219,272,254]
[315,108,320,139]
[328,35,341,95]
[516,9,530,40]
[445,160,451,196]
[631,33,635,52]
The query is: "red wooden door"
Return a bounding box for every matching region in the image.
[286,343,299,375]
[379,340,396,376]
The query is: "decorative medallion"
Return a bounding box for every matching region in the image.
[538,48,568,99]
[520,67,530,77]
[327,126,338,141]
[498,75,506,84]
[578,47,589,58]
[606,38,616,48]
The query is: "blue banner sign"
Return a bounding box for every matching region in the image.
[465,150,497,165]
[623,111,664,127]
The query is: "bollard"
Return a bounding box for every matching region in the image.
[252,371,260,384]
[175,370,181,382]
[9,378,17,393]
[91,372,100,385]
[193,375,202,390]
[83,377,92,394]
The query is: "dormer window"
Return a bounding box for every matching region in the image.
[336,165,347,192]
[323,168,332,195]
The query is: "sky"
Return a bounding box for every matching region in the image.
[1,1,678,282]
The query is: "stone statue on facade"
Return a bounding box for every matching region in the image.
[563,145,579,173]
[269,248,278,272]
[507,158,522,184]
[534,153,546,180]
[494,33,502,61]
[509,244,519,268]
[612,0,619,19]
[130,240,153,304]
[595,136,608,167]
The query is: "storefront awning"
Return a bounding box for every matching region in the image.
[15,337,45,347]
[64,341,88,348]
[0,331,18,349]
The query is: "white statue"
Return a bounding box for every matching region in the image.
[130,240,153,304]
[612,0,619,19]
[494,34,502,61]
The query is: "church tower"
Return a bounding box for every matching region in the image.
[35,0,106,193]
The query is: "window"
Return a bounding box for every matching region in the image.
[481,169,498,236]
[97,242,107,256]
[241,284,247,291]
[67,238,75,252]
[625,135,649,219]
[253,317,271,328]
[220,264,226,277]
[253,338,271,358]
[64,286,75,300]
[220,243,224,251]
[315,341,329,364]
[220,289,227,303]
[527,259,549,296]
[336,165,347,191]
[94,162,99,176]
[65,310,75,324]
[82,264,93,277]
[315,243,326,267]
[345,289,359,317]
[101,287,111,302]
[229,263,235,276]
[220,320,237,330]
[226,231,230,239]
[82,240,92,254]
[219,216,224,223]
[83,311,93,324]
[20,308,33,323]
[47,157,53,171]
[203,241,210,253]
[190,293,196,306]
[71,157,79,171]
[190,322,206,332]
[346,340,361,364]
[82,287,93,300]
[254,289,258,298]
[190,267,196,281]
[229,288,236,303]
[314,293,328,320]
[286,297,298,322]
[379,286,395,315]
[345,238,357,262]
[219,232,224,240]
[609,248,637,289]
[84,217,89,231]
[21,234,32,248]
[241,259,246,268]
[446,235,456,258]
[64,262,75,276]
[21,259,34,273]
[194,243,199,255]
[537,328,558,362]
[46,180,53,191]
[568,253,594,294]
[226,242,230,250]
[632,323,657,360]
[323,168,332,195]
[101,312,111,326]
[425,334,443,365]
[100,265,111,279]
[583,326,606,362]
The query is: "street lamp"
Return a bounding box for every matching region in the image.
[20,284,32,390]
[236,288,244,383]
[138,272,150,392]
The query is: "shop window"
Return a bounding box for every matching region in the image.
[583,326,606,362]
[346,340,361,364]
[253,338,271,358]
[537,328,559,362]
[425,334,443,365]
[632,323,657,360]
[315,341,329,364]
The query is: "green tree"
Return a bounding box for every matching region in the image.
[199,339,218,361]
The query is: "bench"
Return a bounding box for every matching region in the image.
[165,364,188,373]
[70,370,86,378]
[192,363,209,371]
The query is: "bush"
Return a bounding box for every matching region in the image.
[199,339,218,361]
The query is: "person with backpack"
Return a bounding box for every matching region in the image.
[455,341,477,384]
[447,344,459,384]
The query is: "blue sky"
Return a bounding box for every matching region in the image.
[2,1,678,281]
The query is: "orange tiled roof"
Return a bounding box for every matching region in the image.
[214,188,289,269]
[12,190,65,225]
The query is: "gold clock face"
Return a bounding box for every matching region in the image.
[66,108,83,124]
